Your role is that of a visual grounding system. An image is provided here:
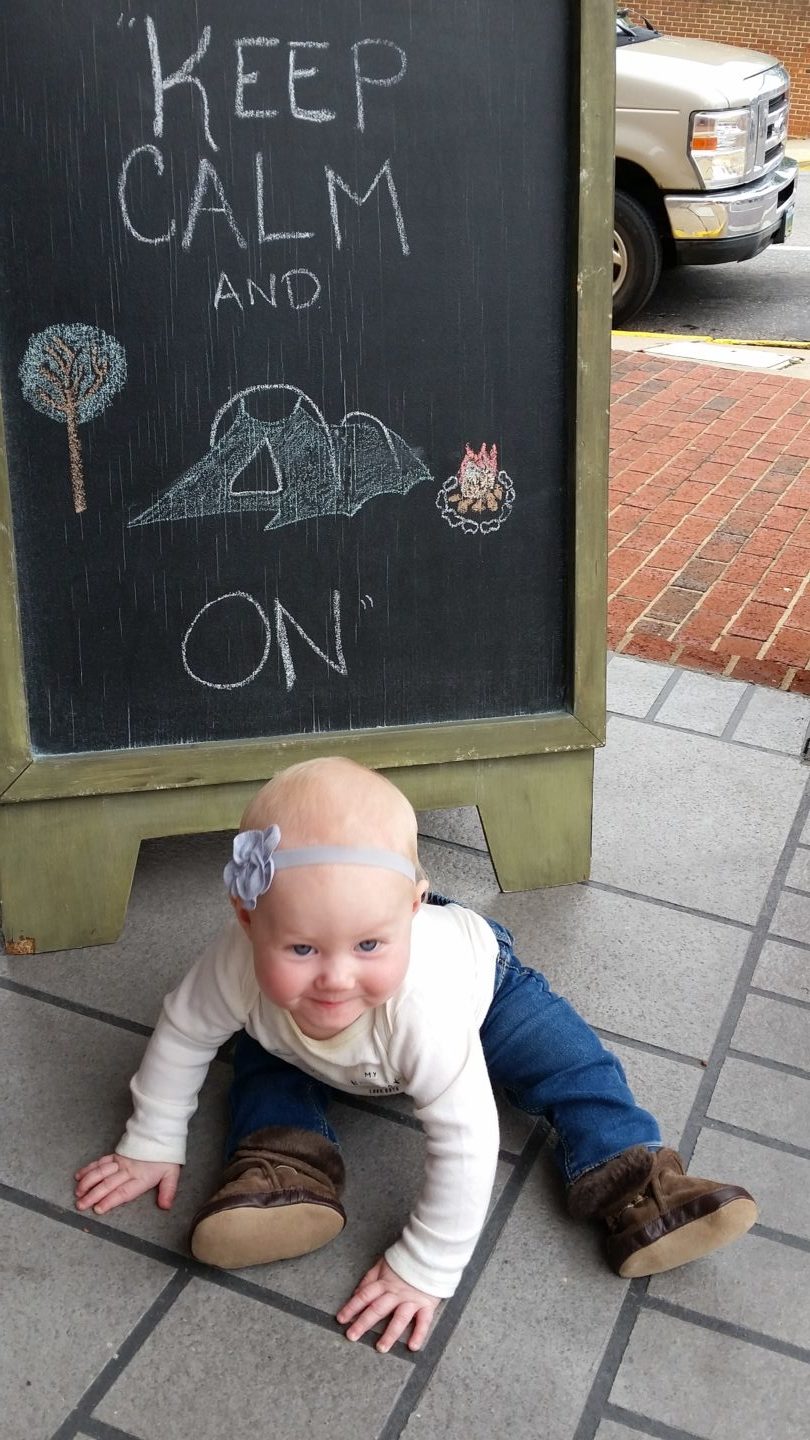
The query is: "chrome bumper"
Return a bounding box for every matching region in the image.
[663,157,798,243]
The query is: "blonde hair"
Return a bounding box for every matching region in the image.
[241,757,424,877]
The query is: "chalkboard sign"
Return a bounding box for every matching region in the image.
[0,3,613,953]
[0,0,571,754]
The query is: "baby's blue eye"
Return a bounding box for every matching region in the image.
[357,939,380,953]
[292,944,314,956]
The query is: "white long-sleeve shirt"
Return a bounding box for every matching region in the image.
[117,901,500,1297]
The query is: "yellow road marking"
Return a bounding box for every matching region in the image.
[615,331,810,350]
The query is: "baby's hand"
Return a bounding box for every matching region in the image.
[337,1257,440,1354]
[74,1153,180,1215]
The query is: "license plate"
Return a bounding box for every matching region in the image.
[783,205,795,241]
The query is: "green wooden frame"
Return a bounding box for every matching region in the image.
[0,2,614,951]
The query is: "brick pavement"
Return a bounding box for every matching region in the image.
[609,352,810,693]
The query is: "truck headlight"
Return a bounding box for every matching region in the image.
[689,108,756,188]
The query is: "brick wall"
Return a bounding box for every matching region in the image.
[621,2,810,135]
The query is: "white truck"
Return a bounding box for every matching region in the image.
[614,14,798,324]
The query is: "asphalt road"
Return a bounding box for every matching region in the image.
[622,170,810,343]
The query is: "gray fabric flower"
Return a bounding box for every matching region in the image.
[223,824,281,909]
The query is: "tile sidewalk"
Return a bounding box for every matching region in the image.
[609,350,810,693]
[2,658,809,1439]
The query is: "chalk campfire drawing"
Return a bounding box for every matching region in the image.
[128,385,432,532]
[19,325,127,514]
[437,443,515,535]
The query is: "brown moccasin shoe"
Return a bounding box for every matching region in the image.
[189,1125,347,1269]
[568,1145,758,1278]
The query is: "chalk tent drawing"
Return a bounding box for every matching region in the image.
[128,385,433,531]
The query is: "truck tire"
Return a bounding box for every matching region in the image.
[612,190,663,326]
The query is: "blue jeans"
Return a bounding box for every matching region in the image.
[227,904,661,1185]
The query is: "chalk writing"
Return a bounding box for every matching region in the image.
[181,588,347,692]
[146,17,219,152]
[288,42,336,123]
[213,269,321,314]
[118,22,412,268]
[128,387,431,531]
[145,24,409,134]
[181,591,271,690]
[183,158,247,251]
[235,38,280,119]
[19,325,127,514]
[352,40,408,133]
[326,160,409,256]
[118,148,409,258]
[118,146,175,245]
[276,590,347,691]
[255,153,314,244]
[247,277,277,309]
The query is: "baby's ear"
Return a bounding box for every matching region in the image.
[230,895,253,935]
[412,883,428,913]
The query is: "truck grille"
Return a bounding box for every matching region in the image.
[753,71,789,177]
[765,92,789,164]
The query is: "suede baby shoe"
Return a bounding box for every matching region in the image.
[189,1125,347,1269]
[567,1145,758,1278]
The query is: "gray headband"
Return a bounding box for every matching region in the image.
[224,824,417,910]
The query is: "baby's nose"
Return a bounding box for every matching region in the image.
[319,954,354,988]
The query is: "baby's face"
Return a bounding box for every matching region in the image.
[240,865,422,1039]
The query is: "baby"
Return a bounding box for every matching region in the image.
[75,757,757,1354]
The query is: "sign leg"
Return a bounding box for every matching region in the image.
[0,796,140,953]
[476,750,594,892]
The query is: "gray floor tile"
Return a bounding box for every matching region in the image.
[708,1058,810,1151]
[607,655,673,718]
[731,994,810,1073]
[5,985,525,1277]
[491,884,748,1058]
[691,1127,810,1243]
[0,990,231,1256]
[753,939,810,1003]
[417,806,488,851]
[0,987,524,1310]
[610,1309,809,1439]
[496,1096,540,1155]
[0,1199,171,1440]
[607,1044,703,1147]
[649,1230,810,1350]
[0,832,232,1026]
[94,1279,409,1440]
[231,1105,513,1316]
[401,1153,629,1440]
[771,891,810,945]
[786,848,810,893]
[4,713,810,1440]
[654,671,748,737]
[591,717,807,923]
[731,686,810,755]
[419,838,500,909]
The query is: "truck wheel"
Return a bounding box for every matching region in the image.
[612,190,663,326]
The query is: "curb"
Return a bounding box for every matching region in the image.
[615,330,810,351]
[612,631,810,696]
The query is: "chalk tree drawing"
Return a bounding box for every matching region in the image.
[437,443,515,535]
[128,385,432,532]
[19,325,127,514]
